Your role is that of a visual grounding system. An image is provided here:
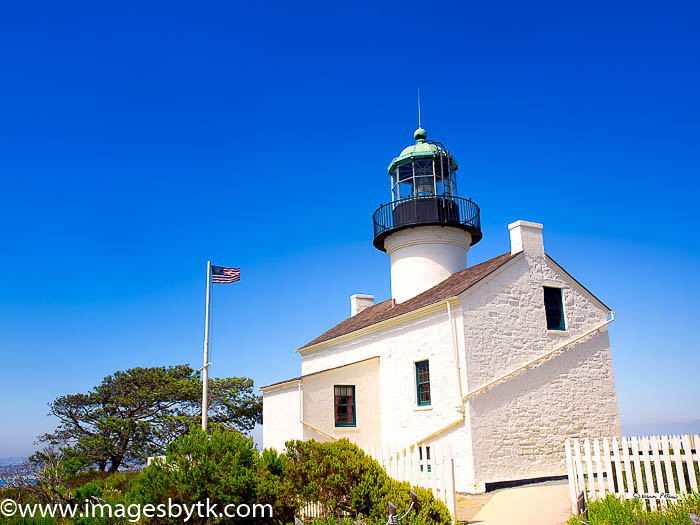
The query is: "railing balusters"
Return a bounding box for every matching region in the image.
[373,196,481,247]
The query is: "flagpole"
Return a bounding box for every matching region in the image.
[201,260,212,432]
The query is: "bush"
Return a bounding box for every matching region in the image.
[3,434,451,525]
[133,426,295,525]
[566,492,700,525]
[284,439,451,525]
[255,448,300,523]
[72,482,103,503]
[66,471,139,493]
[91,472,141,495]
[0,471,137,525]
[70,475,137,525]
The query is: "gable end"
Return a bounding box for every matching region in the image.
[544,254,611,312]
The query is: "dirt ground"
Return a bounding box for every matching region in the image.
[455,491,496,523]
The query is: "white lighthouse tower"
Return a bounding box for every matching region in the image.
[372,128,482,303]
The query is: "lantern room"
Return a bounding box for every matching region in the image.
[389,127,457,200]
[372,127,482,252]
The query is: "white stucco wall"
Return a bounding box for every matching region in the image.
[261,383,302,451]
[300,358,382,445]
[460,248,621,489]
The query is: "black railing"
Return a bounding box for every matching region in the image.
[372,195,482,251]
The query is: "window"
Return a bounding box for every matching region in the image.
[543,286,566,331]
[334,385,356,427]
[415,360,431,406]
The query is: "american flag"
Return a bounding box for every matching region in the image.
[212,265,240,284]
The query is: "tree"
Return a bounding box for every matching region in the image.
[38,365,262,472]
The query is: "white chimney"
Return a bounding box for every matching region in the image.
[350,294,374,316]
[509,220,544,256]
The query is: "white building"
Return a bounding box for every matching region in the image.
[262,127,621,493]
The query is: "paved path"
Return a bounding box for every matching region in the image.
[468,480,571,525]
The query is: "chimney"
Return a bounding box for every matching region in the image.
[508,220,544,257]
[350,294,374,316]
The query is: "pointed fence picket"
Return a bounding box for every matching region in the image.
[362,443,457,520]
[566,434,700,514]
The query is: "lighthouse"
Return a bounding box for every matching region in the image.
[372,128,482,303]
[263,124,620,496]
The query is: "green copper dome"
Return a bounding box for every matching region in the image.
[388,127,458,174]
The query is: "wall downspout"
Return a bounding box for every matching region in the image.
[446,299,464,401]
[298,380,338,441]
[298,381,303,423]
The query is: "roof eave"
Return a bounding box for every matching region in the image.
[260,378,301,393]
[261,356,380,393]
[387,152,458,174]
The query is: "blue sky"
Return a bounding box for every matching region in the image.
[1,2,699,457]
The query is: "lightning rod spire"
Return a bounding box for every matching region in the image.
[417,88,422,129]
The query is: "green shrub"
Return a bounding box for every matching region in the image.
[4,436,451,525]
[66,471,140,495]
[70,476,137,525]
[381,482,451,525]
[68,471,141,505]
[284,439,451,525]
[566,492,700,525]
[255,448,300,523]
[72,482,102,504]
[0,474,136,525]
[133,426,295,525]
[64,473,109,491]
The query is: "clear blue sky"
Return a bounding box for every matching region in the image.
[1,2,699,457]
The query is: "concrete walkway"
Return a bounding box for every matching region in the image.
[468,480,571,525]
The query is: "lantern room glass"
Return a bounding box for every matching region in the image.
[390,153,457,203]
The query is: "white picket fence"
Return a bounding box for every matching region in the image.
[301,501,328,520]
[366,444,457,518]
[565,434,700,514]
[302,444,457,520]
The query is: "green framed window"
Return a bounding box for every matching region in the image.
[543,286,566,331]
[334,385,356,427]
[415,360,431,406]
